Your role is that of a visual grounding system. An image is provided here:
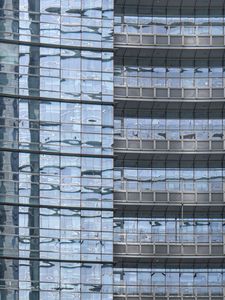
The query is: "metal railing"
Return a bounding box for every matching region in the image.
[114,137,225,152]
[114,85,225,99]
[114,285,225,298]
[114,232,225,244]
[114,76,225,89]
[115,23,225,38]
[114,26,225,47]
[114,242,225,256]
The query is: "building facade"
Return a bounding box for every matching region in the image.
[0,0,225,299]
[0,0,114,299]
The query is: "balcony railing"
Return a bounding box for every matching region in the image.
[114,285,225,299]
[114,76,225,90]
[114,240,225,256]
[114,86,225,99]
[115,23,225,38]
[114,190,225,206]
[114,137,225,153]
[114,28,225,47]
[114,232,225,244]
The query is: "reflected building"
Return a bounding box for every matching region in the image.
[0,0,225,300]
[0,0,114,299]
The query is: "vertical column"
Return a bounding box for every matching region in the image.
[0,0,19,299]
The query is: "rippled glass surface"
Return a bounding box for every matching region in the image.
[114,162,225,192]
[0,205,113,261]
[0,0,113,48]
[115,13,225,37]
[0,258,113,299]
[115,62,225,89]
[0,43,113,101]
[0,97,113,154]
[115,108,225,140]
[0,151,113,208]
[114,216,225,243]
[0,1,114,299]
[114,267,225,296]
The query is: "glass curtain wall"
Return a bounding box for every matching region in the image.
[114,213,225,244]
[114,7,225,37]
[114,266,225,297]
[114,160,225,193]
[113,2,225,299]
[0,0,114,299]
[115,108,225,140]
[115,60,225,89]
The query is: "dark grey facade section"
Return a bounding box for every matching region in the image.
[113,0,225,299]
[0,0,114,299]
